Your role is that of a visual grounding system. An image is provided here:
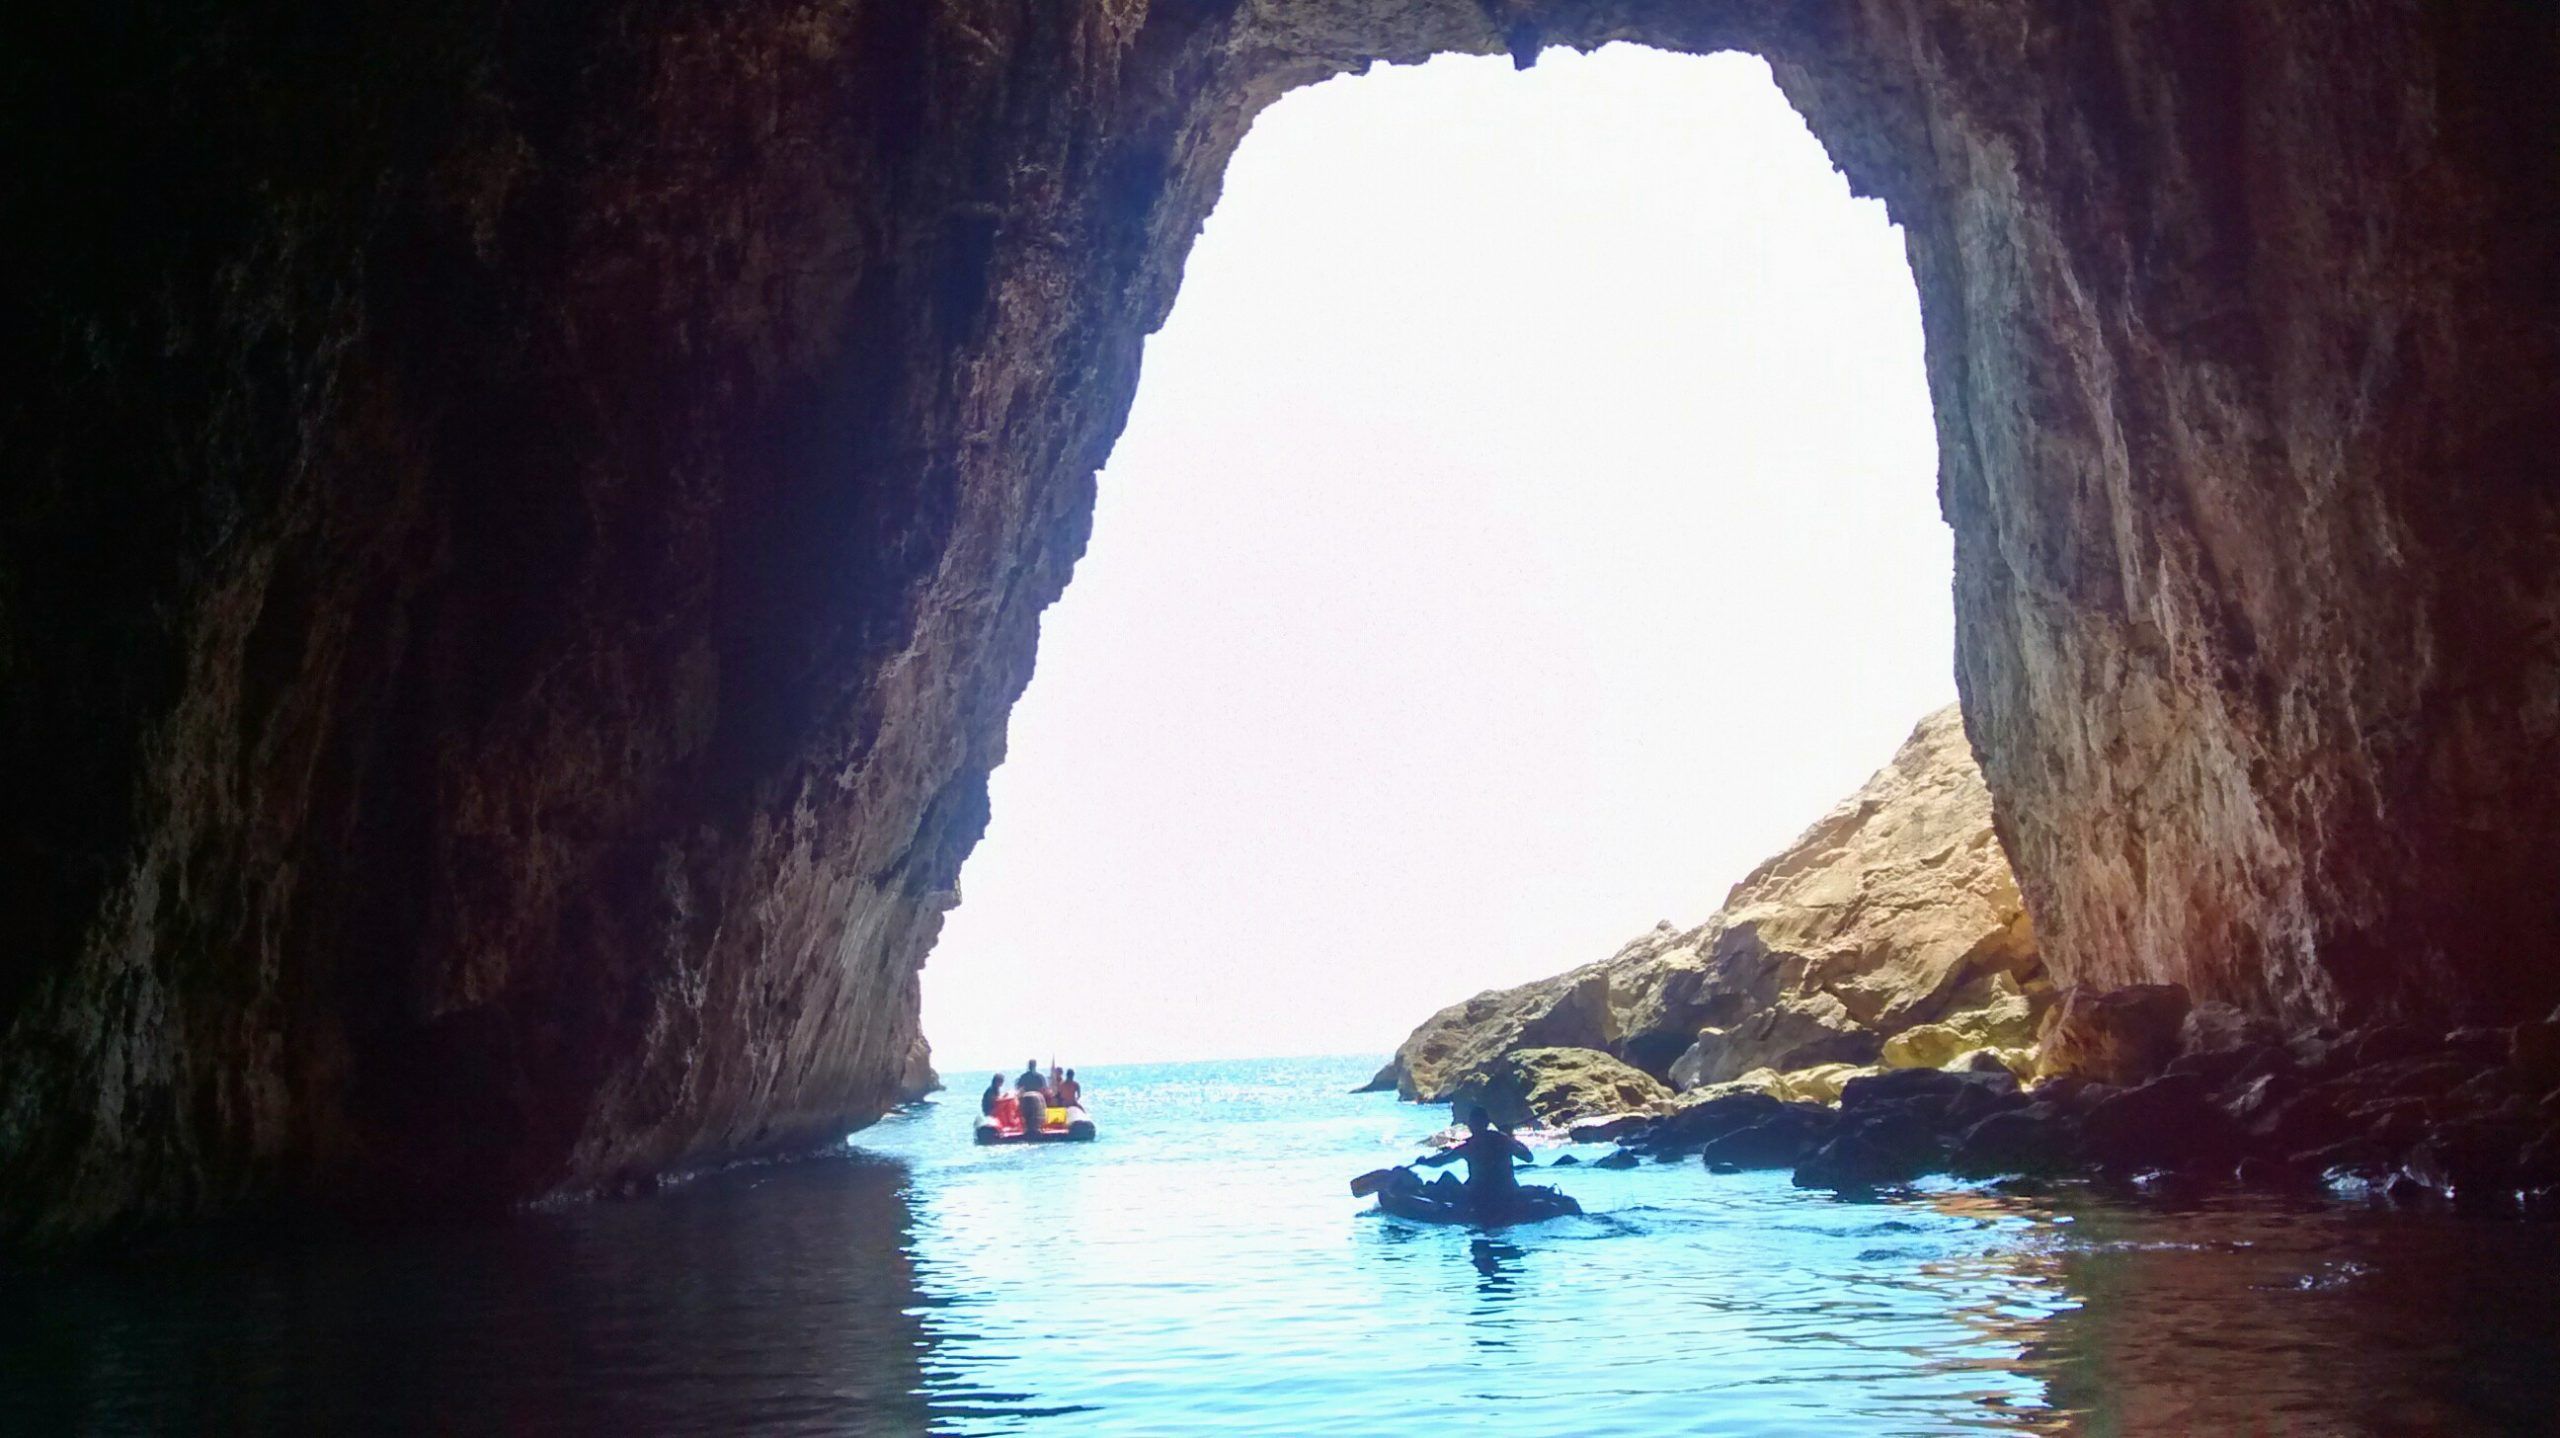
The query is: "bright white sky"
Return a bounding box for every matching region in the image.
[924,46,1952,1071]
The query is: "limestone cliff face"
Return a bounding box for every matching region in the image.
[4,1,2554,1236]
[1381,706,2045,1104]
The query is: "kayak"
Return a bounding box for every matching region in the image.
[1357,1166,1582,1227]
[974,1103,1097,1145]
[1374,1183,1581,1227]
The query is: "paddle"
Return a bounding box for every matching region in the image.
[1348,1167,1403,1198]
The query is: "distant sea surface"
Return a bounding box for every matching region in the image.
[12,1054,2560,1434]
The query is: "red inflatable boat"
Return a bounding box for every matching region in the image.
[974,1096,1097,1145]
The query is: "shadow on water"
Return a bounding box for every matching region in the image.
[0,1152,945,1436]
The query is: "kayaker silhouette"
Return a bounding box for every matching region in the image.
[1418,1105,1533,1211]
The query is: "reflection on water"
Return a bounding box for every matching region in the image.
[6,1056,2558,1435]
[2,1157,936,1435]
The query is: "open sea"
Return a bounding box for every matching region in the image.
[11,1054,2560,1434]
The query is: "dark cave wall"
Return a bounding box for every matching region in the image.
[1,0,2553,1236]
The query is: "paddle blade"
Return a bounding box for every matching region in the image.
[1349,1167,1400,1198]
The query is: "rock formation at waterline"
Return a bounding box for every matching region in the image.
[5,1,2556,1237]
[1379,707,2049,1118]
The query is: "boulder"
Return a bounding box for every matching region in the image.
[1773,1063,1885,1105]
[2179,1000,2281,1056]
[2081,1072,2236,1171]
[1648,1090,1786,1149]
[1451,1047,1670,1131]
[1931,969,2049,1051]
[1881,1023,1972,1071]
[2344,1023,2438,1069]
[1793,1129,1931,1190]
[2034,984,2192,1086]
[1950,1104,2080,1177]
[1947,1047,2035,1079]
[1669,992,1883,1089]
[895,1035,942,1103]
[1566,1112,1656,1145]
[1383,967,1631,1102]
[1841,1066,2009,1112]
[1694,1106,1839,1170]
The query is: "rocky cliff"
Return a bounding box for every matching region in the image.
[4,1,2554,1237]
[1378,706,2048,1112]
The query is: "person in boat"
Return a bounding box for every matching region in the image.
[1016,1058,1049,1131]
[1055,1068,1082,1109]
[1418,1106,1533,1213]
[981,1074,1007,1118]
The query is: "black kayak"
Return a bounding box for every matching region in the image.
[1372,1181,1582,1228]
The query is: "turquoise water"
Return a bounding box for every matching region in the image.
[11,1054,2560,1433]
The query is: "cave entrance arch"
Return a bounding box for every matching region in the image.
[923,43,1958,1069]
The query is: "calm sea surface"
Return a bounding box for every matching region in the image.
[10,1054,2560,1434]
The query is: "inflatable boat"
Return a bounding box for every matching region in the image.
[974,1101,1096,1145]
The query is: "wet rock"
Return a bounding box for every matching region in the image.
[1943,1078,2027,1131]
[1549,1153,1581,1167]
[2440,1070,2525,1119]
[1841,1066,2009,1113]
[1951,1104,2081,1178]
[2165,1039,2288,1091]
[2034,985,2192,1087]
[1694,1108,1838,1171]
[2519,1131,2560,1189]
[2346,1024,2439,1070]
[1646,1091,1785,1151]
[2233,1155,2316,1190]
[1592,1148,1641,1171]
[2405,1119,2537,1203]
[2081,1073,2237,1172]
[1794,1129,1931,1191]
[2335,1056,2477,1103]
[2363,1102,2432,1153]
[2180,1001,2281,1056]
[2445,1027,2512,1063]
[2296,1138,2396,1183]
[1567,1112,1657,1145]
[2234,1084,2358,1157]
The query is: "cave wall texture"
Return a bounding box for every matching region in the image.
[3,0,2553,1237]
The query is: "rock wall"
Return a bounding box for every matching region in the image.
[3,0,2554,1236]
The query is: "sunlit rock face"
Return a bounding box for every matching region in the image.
[3,0,2553,1235]
[1376,706,2048,1110]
